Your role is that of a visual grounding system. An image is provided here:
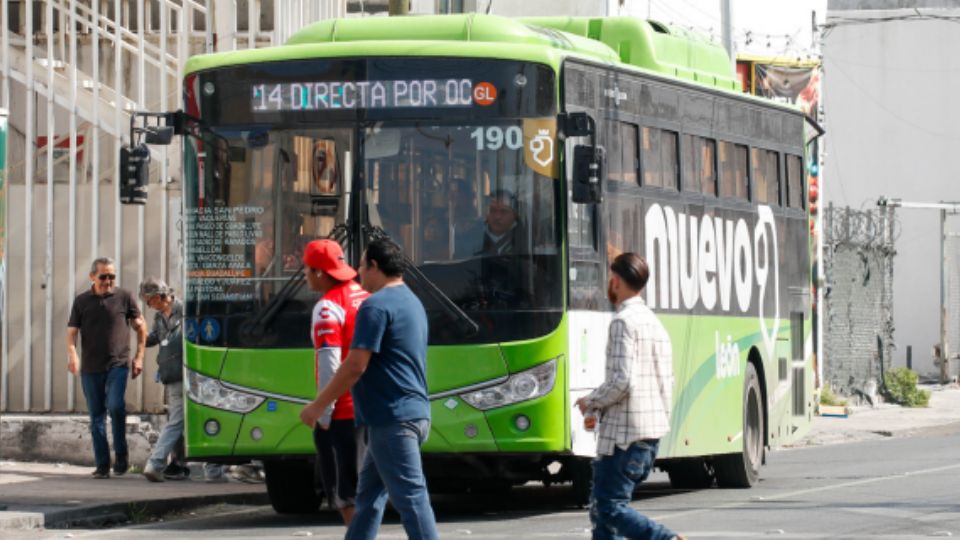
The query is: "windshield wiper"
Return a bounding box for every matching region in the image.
[240,224,350,344]
[363,225,479,337]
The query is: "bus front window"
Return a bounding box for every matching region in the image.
[183,127,353,348]
[363,120,563,345]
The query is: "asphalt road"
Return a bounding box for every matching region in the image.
[30,427,960,539]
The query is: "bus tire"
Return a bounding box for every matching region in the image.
[715,361,764,488]
[263,459,322,514]
[569,457,592,508]
[665,458,714,489]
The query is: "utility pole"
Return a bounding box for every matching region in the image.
[720,0,734,67]
[878,197,960,384]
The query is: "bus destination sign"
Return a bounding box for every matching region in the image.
[251,79,493,112]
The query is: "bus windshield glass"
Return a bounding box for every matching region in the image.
[181,57,560,348]
[182,127,353,349]
[363,119,563,344]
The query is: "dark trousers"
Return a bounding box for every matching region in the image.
[80,366,129,468]
[590,440,676,540]
[313,419,361,510]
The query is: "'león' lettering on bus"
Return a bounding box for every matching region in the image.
[715,332,741,379]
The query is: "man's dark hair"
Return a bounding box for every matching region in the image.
[610,252,649,292]
[487,188,518,210]
[364,238,406,278]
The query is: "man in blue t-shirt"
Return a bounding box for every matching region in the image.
[300,238,438,540]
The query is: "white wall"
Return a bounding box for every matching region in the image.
[823,2,960,375]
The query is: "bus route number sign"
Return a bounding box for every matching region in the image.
[251,79,494,112]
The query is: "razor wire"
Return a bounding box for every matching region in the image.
[822,205,897,397]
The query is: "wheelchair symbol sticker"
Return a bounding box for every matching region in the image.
[184,319,199,343]
[199,318,221,343]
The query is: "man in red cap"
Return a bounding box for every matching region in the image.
[302,239,369,524]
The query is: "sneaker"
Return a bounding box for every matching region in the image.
[92,466,110,479]
[143,462,164,483]
[229,464,264,484]
[113,456,129,476]
[204,473,228,483]
[163,463,189,481]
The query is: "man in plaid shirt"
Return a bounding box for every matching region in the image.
[576,253,685,540]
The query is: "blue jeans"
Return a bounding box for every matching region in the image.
[590,440,676,540]
[80,366,129,468]
[147,382,184,470]
[346,419,438,540]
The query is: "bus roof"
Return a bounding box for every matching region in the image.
[184,14,738,91]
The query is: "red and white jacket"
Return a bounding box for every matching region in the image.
[312,280,369,425]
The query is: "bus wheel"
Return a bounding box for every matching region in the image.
[263,459,322,514]
[665,459,714,489]
[569,457,592,508]
[715,362,764,488]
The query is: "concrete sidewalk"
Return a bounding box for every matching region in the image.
[0,460,268,530]
[795,383,960,446]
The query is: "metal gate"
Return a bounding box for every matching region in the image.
[0,0,346,413]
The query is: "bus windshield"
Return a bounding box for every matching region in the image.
[182,127,354,349]
[362,120,563,344]
[181,57,562,348]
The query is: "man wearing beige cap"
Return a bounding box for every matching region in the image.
[301,239,369,524]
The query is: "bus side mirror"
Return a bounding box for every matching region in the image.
[559,112,593,138]
[572,144,603,204]
[119,144,150,205]
[144,126,175,145]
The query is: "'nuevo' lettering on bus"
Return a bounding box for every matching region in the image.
[644,203,779,318]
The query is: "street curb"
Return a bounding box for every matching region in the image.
[0,512,45,530]
[42,491,270,529]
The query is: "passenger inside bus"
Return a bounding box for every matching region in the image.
[421,212,450,261]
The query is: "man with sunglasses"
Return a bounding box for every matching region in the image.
[67,257,147,479]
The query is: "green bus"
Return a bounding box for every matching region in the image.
[157,14,815,512]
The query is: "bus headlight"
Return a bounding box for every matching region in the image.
[461,359,557,411]
[185,369,265,414]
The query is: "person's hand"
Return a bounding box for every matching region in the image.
[300,401,324,428]
[574,397,589,414]
[67,354,79,375]
[131,356,144,379]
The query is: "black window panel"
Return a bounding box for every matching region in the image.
[719,141,749,200]
[786,154,804,209]
[752,148,780,205]
[641,127,678,190]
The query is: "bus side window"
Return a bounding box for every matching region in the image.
[719,141,749,200]
[752,148,781,205]
[608,122,639,185]
[642,127,679,190]
[568,200,603,310]
[682,135,718,196]
[786,154,804,209]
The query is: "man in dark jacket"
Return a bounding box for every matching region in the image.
[138,277,186,482]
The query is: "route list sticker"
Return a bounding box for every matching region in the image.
[186,206,263,302]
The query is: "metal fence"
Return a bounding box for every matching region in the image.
[0,0,346,413]
[822,205,896,396]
